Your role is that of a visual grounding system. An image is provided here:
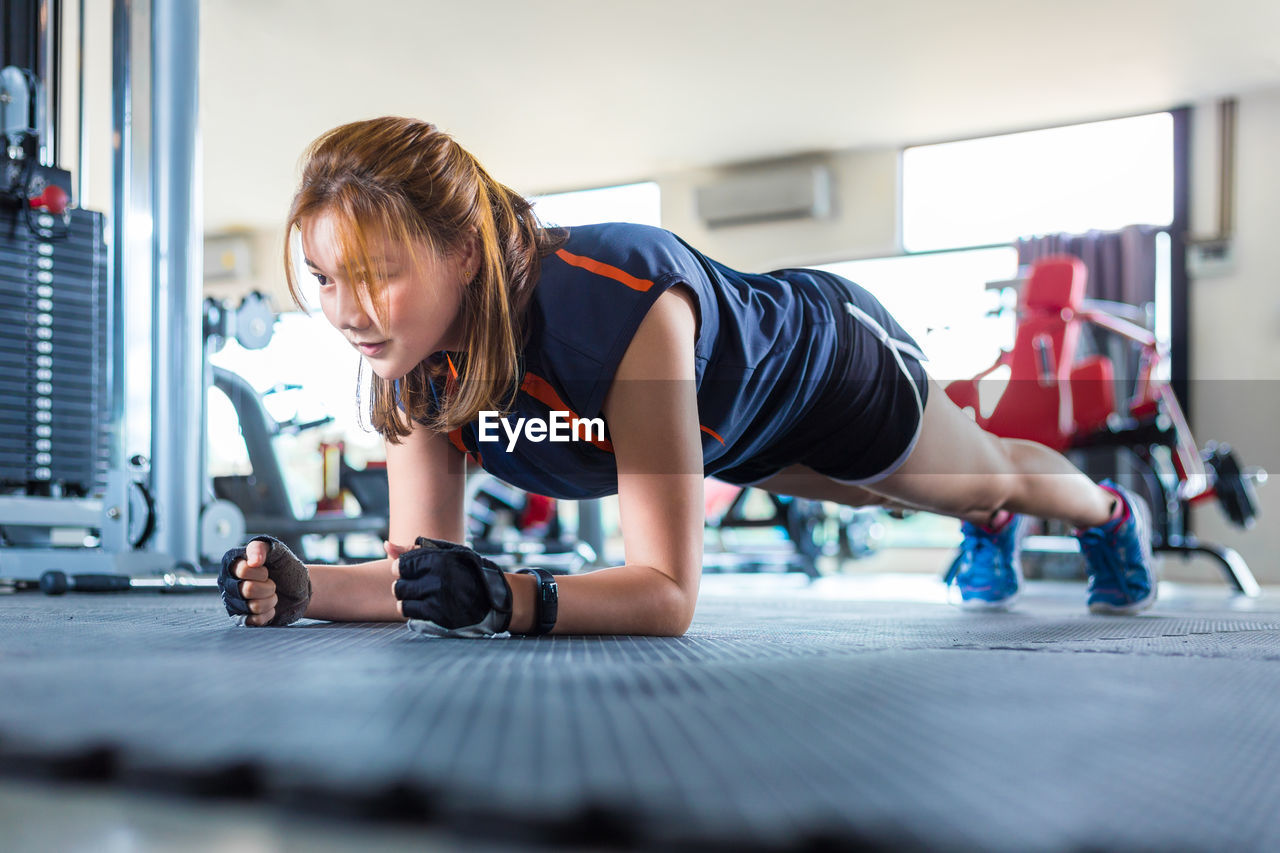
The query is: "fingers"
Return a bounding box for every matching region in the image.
[246,538,270,567]
[384,540,408,559]
[245,593,277,614]
[395,549,451,581]
[245,606,276,627]
[395,575,443,601]
[234,559,268,583]
[241,574,277,617]
[243,583,278,625]
[235,571,276,628]
[239,578,276,600]
[220,539,280,627]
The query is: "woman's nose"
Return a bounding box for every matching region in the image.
[333,283,371,330]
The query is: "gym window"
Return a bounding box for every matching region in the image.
[817,112,1176,380]
[530,181,661,227]
[901,112,1174,252]
[817,246,1020,382]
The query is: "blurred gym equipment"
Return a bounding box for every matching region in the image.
[945,255,1264,595]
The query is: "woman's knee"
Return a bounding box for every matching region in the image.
[872,420,1023,517]
[961,466,1021,516]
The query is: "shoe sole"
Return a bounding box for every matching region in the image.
[959,592,1019,612]
[1088,583,1158,615]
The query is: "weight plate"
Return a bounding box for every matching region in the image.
[200,499,247,562]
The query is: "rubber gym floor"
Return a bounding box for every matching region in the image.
[3,572,1280,852]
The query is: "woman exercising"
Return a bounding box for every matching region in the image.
[219,116,1156,637]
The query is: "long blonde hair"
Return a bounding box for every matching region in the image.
[283,117,564,442]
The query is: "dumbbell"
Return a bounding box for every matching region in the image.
[38,568,218,595]
[39,571,130,594]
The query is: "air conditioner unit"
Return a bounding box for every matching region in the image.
[204,231,254,282]
[695,162,833,228]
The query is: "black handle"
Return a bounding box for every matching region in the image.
[40,571,132,595]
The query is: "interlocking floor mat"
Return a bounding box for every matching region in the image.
[3,579,1280,852]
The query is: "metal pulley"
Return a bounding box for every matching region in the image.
[235,292,275,349]
[199,499,247,563]
[203,291,276,352]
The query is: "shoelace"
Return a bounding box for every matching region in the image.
[959,529,1007,583]
[1079,527,1130,593]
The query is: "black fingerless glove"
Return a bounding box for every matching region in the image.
[218,535,312,627]
[395,537,513,638]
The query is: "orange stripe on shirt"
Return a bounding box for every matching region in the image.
[520,372,614,453]
[447,426,481,466]
[555,249,654,292]
[447,427,467,455]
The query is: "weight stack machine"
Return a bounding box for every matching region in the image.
[0,207,113,509]
[0,3,131,576]
[0,0,210,582]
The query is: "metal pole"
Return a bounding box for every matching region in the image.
[149,0,202,568]
[111,0,144,506]
[36,0,59,165]
[76,0,86,202]
[577,500,605,567]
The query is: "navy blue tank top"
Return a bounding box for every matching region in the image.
[415,222,846,500]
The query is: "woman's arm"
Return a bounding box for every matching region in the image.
[504,285,705,636]
[303,560,402,622]
[303,414,468,623]
[311,286,703,634]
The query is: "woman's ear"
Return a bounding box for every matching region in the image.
[460,229,482,279]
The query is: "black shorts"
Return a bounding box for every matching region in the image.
[721,271,930,487]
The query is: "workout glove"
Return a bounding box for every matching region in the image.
[395,537,513,638]
[219,535,312,627]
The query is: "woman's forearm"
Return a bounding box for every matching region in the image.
[304,560,404,622]
[509,563,695,637]
[302,556,696,636]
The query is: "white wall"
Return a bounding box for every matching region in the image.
[1183,89,1280,583]
[656,149,900,271]
[225,147,904,309]
[204,225,292,312]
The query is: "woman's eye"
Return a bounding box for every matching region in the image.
[313,273,330,287]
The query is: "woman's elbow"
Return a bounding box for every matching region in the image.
[652,575,697,637]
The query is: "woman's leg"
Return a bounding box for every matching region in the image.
[862,377,1115,528]
[754,368,1152,614]
[752,377,1118,530]
[749,465,904,509]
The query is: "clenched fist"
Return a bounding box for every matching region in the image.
[219,536,312,627]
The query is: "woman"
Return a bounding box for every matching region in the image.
[219,117,1155,638]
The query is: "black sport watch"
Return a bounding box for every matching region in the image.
[517,568,558,636]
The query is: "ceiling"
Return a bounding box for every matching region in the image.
[200,0,1280,232]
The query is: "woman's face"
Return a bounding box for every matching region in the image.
[300,209,475,381]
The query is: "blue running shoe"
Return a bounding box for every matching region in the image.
[1077,480,1157,614]
[946,514,1026,611]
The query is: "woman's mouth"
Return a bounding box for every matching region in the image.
[356,341,387,356]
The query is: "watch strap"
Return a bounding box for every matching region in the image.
[517,567,558,636]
